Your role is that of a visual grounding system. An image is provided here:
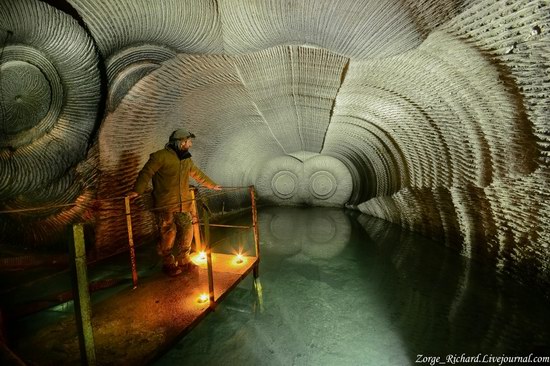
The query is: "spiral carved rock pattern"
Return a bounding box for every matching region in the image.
[0,0,100,243]
[1,60,52,137]
[300,155,353,206]
[69,0,222,113]
[87,0,550,291]
[0,0,548,293]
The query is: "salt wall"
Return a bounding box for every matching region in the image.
[0,0,548,291]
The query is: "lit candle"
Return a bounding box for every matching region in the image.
[197,293,209,304]
[193,251,207,265]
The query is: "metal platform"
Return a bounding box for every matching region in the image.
[12,254,259,365]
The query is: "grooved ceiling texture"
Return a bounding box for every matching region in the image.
[0,0,549,290]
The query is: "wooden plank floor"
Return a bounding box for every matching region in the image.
[13,254,258,366]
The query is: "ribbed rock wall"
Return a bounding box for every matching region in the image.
[356,1,550,286]
[0,0,100,245]
[0,0,548,290]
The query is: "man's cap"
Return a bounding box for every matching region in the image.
[170,129,195,141]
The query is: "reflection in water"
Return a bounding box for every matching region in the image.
[357,214,550,359]
[260,207,351,259]
[155,207,550,366]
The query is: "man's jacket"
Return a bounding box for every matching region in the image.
[133,147,217,211]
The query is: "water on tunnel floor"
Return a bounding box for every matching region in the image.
[154,206,550,366]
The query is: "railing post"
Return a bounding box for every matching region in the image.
[190,187,203,253]
[202,210,216,308]
[124,196,138,289]
[249,186,260,278]
[69,224,96,366]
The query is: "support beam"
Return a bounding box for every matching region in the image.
[190,188,203,252]
[124,196,138,289]
[69,224,96,366]
[249,186,261,279]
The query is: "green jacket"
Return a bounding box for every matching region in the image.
[134,147,217,211]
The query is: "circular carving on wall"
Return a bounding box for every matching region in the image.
[309,171,337,199]
[106,45,176,111]
[1,0,100,203]
[0,47,63,148]
[0,0,101,245]
[271,170,298,198]
[1,61,50,133]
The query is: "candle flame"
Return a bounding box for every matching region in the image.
[197,293,209,304]
[192,251,207,265]
[234,253,245,264]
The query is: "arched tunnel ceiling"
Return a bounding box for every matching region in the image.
[0,0,549,291]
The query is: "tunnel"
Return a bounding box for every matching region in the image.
[0,0,549,364]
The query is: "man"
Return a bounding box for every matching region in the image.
[128,129,222,277]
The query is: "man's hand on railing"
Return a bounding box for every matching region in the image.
[212,185,222,191]
[127,191,139,199]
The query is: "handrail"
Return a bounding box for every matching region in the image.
[0,186,251,216]
[1,185,260,294]
[0,186,255,285]
[117,186,258,289]
[3,185,262,363]
[199,223,251,229]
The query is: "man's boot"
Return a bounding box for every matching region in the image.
[162,254,182,277]
[176,255,196,273]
